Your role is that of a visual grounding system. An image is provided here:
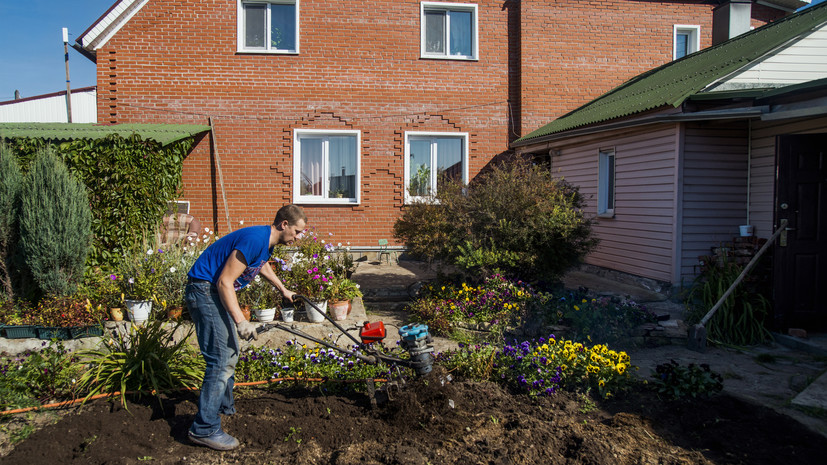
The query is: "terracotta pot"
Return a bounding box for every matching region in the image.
[329,300,349,321]
[167,307,183,320]
[109,307,124,322]
[240,306,252,321]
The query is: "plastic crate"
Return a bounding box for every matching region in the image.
[70,326,104,339]
[37,327,72,340]
[2,325,39,339]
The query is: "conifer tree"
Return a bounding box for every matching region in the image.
[0,144,23,300]
[18,148,92,297]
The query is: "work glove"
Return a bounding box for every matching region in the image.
[237,320,258,341]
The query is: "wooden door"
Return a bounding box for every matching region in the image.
[774,134,827,331]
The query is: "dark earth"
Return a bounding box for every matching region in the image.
[2,365,826,465]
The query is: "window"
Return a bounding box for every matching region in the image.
[421,2,478,60]
[598,149,615,217]
[238,0,298,53]
[673,25,699,59]
[293,130,360,204]
[405,132,468,202]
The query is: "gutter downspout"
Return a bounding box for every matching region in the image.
[747,119,752,226]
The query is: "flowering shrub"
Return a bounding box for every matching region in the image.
[0,340,81,410]
[441,335,635,399]
[236,338,405,393]
[407,274,535,336]
[113,246,164,301]
[279,229,356,301]
[238,274,281,309]
[21,296,107,327]
[536,288,657,345]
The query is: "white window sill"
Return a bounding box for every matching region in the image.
[295,198,359,206]
[420,55,478,61]
[597,211,615,219]
[236,50,299,55]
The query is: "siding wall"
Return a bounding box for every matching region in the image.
[0,89,97,123]
[543,124,680,283]
[680,121,749,282]
[749,115,827,237]
[719,26,827,88]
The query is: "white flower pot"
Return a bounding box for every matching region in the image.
[254,307,276,323]
[124,299,152,325]
[280,307,295,323]
[304,300,327,323]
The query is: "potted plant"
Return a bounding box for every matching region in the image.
[327,276,362,320]
[245,275,281,322]
[115,246,163,324]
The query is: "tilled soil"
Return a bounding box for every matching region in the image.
[2,366,826,465]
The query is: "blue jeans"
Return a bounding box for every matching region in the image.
[185,280,239,437]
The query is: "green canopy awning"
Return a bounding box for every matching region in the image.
[0,123,211,146]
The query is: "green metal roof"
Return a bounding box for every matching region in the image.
[516,2,827,144]
[0,123,211,146]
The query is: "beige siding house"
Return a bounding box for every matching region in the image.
[513,1,827,331]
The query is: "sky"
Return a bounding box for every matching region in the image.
[0,0,824,103]
[0,0,114,102]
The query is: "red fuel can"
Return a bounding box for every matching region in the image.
[360,321,386,344]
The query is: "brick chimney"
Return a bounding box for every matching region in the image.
[713,0,753,45]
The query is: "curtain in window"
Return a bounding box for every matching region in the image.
[244,4,266,48]
[449,10,472,56]
[409,139,432,196]
[436,137,462,191]
[425,11,445,54]
[327,136,357,198]
[271,3,296,50]
[301,138,323,196]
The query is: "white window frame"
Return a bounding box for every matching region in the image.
[598,148,616,218]
[673,24,700,60]
[420,2,479,61]
[292,129,361,205]
[237,0,300,54]
[404,131,469,204]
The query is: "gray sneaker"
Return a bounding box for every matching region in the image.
[188,430,240,450]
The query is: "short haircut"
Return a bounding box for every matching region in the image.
[273,204,307,226]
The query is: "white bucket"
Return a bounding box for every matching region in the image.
[739,225,754,237]
[254,307,276,323]
[124,299,152,325]
[280,307,294,323]
[304,300,327,323]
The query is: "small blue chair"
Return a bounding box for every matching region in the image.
[378,239,397,265]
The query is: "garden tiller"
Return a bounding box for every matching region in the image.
[254,295,436,402]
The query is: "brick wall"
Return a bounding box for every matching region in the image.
[93,0,783,245]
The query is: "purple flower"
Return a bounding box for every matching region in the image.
[109,274,117,281]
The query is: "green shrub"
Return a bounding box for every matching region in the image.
[650,359,723,399]
[394,156,597,283]
[76,318,204,409]
[0,144,23,300]
[685,256,772,346]
[18,149,92,298]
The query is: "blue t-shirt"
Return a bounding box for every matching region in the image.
[188,225,272,290]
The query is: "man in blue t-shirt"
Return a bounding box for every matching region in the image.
[185,204,306,451]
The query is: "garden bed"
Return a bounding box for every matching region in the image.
[2,367,826,464]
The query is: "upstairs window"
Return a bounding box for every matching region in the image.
[293,130,360,204]
[421,2,478,60]
[405,132,468,203]
[598,148,616,217]
[673,25,699,59]
[238,0,298,53]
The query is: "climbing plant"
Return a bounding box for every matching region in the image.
[5,134,194,268]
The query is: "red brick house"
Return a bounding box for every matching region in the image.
[75,0,795,247]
